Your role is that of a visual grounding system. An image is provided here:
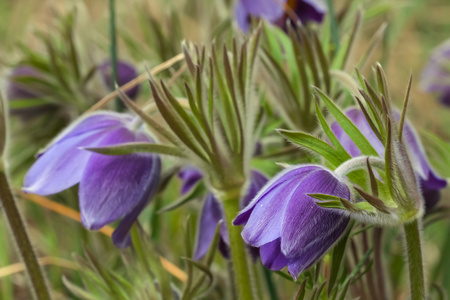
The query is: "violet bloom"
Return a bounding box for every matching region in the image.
[331,108,447,211]
[99,60,140,100]
[421,40,450,106]
[234,165,350,278]
[23,112,161,247]
[7,66,56,118]
[235,0,327,32]
[178,167,204,195]
[178,168,268,260]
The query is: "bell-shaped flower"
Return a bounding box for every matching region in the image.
[98,60,140,100]
[23,112,161,247]
[234,165,351,278]
[331,107,447,210]
[235,0,327,33]
[420,39,450,106]
[178,168,268,260]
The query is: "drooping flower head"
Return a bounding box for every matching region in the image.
[179,168,268,260]
[98,60,140,100]
[235,0,327,32]
[421,39,450,106]
[234,165,350,278]
[331,107,447,211]
[23,112,161,247]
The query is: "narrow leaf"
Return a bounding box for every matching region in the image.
[315,88,379,156]
[84,143,185,157]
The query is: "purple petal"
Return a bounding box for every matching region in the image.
[402,120,447,187]
[50,112,132,146]
[235,2,250,32]
[234,165,319,226]
[439,90,450,107]
[241,0,286,22]
[23,113,133,195]
[420,40,450,96]
[281,169,350,259]
[260,238,289,271]
[99,60,140,99]
[178,167,203,195]
[279,169,350,277]
[23,129,105,195]
[79,127,157,230]
[295,0,327,23]
[194,193,228,260]
[7,66,43,100]
[112,155,161,248]
[239,166,321,247]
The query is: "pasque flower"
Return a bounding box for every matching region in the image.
[235,0,327,32]
[420,39,450,106]
[98,60,140,100]
[179,168,268,260]
[23,112,161,247]
[7,65,56,118]
[331,107,447,210]
[234,165,350,278]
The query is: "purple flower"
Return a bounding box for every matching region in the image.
[23,112,161,247]
[7,66,56,118]
[234,165,350,278]
[178,167,203,195]
[235,0,327,32]
[180,170,268,260]
[98,60,140,100]
[331,108,447,211]
[420,40,450,106]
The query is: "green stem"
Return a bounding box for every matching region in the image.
[222,192,254,300]
[403,219,426,300]
[109,0,121,112]
[0,171,51,300]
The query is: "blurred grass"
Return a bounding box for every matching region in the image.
[0,0,450,299]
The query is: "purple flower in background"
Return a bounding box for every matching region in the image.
[23,112,161,247]
[178,168,268,260]
[99,60,140,100]
[234,165,350,278]
[7,66,42,100]
[235,0,327,32]
[7,66,56,118]
[331,108,447,211]
[421,39,450,106]
[178,167,203,195]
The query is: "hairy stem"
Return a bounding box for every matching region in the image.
[222,191,254,300]
[0,171,51,300]
[374,227,388,299]
[403,219,425,300]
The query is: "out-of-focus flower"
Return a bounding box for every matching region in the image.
[178,167,203,195]
[235,0,327,32]
[234,165,350,278]
[178,168,268,260]
[331,108,447,211]
[23,112,161,247]
[98,60,140,100]
[6,66,55,118]
[421,39,450,106]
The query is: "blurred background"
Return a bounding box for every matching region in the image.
[0,0,450,299]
